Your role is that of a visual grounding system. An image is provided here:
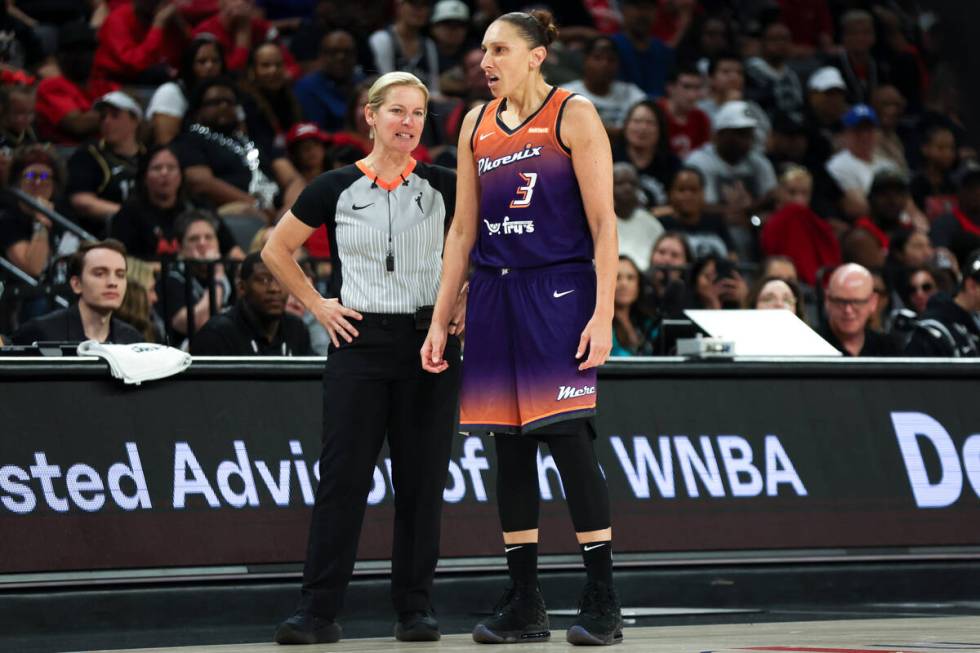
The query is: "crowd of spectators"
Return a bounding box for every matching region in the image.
[0,0,977,359]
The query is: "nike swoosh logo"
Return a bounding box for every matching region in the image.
[504,545,523,553]
[479,132,493,141]
[553,290,574,298]
[352,203,375,211]
[583,543,607,551]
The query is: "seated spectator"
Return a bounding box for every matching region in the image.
[174,77,305,216]
[697,52,770,150]
[35,22,118,144]
[369,0,441,95]
[871,85,909,175]
[760,166,841,286]
[614,162,663,273]
[650,0,699,48]
[564,36,648,138]
[190,251,312,355]
[288,0,381,74]
[240,41,304,154]
[744,21,803,118]
[910,126,958,221]
[824,10,880,106]
[286,122,331,183]
[294,29,364,132]
[658,63,711,158]
[685,254,747,310]
[842,169,913,270]
[931,161,980,259]
[0,146,63,281]
[611,255,658,356]
[675,14,733,76]
[157,210,232,343]
[91,0,190,84]
[904,250,980,357]
[611,0,673,98]
[903,266,941,316]
[745,275,806,322]
[766,111,844,222]
[685,102,777,259]
[612,100,679,207]
[116,267,162,343]
[648,230,691,304]
[826,104,897,219]
[0,84,38,152]
[11,239,142,344]
[66,92,144,237]
[884,229,936,305]
[110,144,245,261]
[192,0,300,79]
[430,0,473,97]
[760,254,799,283]
[147,35,226,146]
[802,66,848,167]
[658,166,734,259]
[819,263,899,357]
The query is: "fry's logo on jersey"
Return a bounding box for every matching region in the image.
[484,216,535,235]
[477,144,543,176]
[557,385,596,401]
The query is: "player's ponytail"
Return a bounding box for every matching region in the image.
[498,10,559,50]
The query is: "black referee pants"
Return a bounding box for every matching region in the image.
[298,314,461,619]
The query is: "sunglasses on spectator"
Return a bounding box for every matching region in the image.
[911,282,935,293]
[22,170,52,183]
[827,295,873,308]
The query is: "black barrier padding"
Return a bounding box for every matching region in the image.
[1,361,979,575]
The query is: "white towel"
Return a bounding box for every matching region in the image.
[77,341,192,386]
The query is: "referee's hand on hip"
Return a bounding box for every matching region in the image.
[312,297,363,347]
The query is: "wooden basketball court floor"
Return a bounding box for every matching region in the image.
[69,615,980,653]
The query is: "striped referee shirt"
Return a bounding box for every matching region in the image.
[290,159,456,314]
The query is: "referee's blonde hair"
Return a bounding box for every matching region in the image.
[365,72,429,139]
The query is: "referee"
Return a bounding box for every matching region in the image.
[262,72,461,645]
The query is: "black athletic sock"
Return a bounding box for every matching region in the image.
[505,542,538,585]
[580,540,613,584]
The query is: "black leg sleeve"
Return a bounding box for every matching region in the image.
[493,434,541,533]
[544,423,611,533]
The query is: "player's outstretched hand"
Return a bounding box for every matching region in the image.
[576,314,612,370]
[421,323,450,373]
[311,297,362,348]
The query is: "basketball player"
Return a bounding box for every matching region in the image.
[421,10,622,647]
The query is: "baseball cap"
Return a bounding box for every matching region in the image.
[95,91,143,120]
[713,101,758,131]
[286,122,331,147]
[868,168,908,196]
[807,66,846,93]
[951,159,980,189]
[431,0,470,24]
[842,104,879,128]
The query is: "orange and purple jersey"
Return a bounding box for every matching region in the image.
[469,86,594,269]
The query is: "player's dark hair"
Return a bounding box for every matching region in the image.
[497,10,559,49]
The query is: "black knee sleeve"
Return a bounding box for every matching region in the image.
[543,422,611,533]
[494,435,540,533]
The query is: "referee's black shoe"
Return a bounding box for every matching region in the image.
[472,581,551,644]
[566,580,623,646]
[394,609,441,641]
[274,611,342,645]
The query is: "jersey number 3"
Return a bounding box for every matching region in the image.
[508,172,538,209]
